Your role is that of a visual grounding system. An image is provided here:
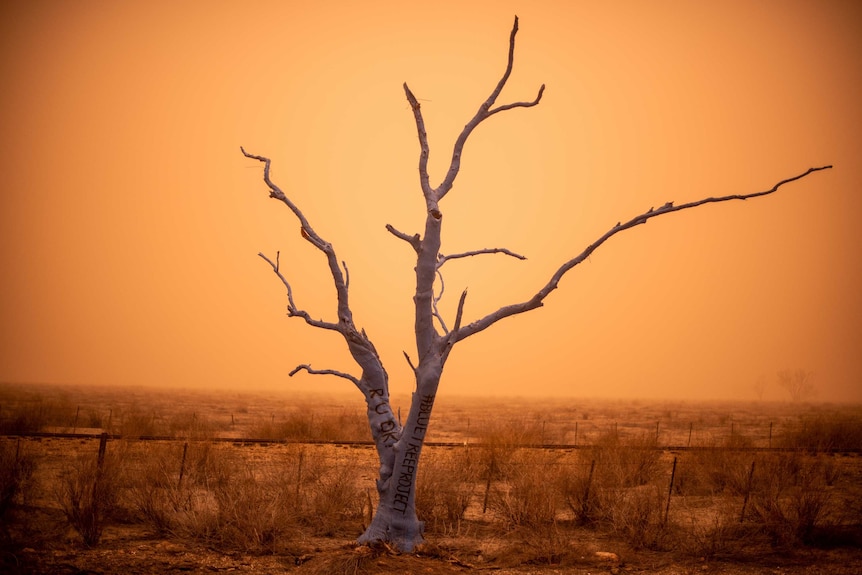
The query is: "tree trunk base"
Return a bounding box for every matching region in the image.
[358,508,425,552]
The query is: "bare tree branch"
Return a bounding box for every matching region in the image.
[402,351,417,373]
[451,165,833,343]
[431,270,449,334]
[403,16,544,204]
[385,223,421,252]
[258,251,341,331]
[488,84,545,116]
[438,247,527,267]
[289,364,360,386]
[243,147,355,326]
[240,147,328,250]
[245,147,394,412]
[403,85,434,201]
[431,248,524,334]
[452,289,468,333]
[436,16,544,201]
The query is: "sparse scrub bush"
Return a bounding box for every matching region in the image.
[55,450,123,546]
[747,453,837,546]
[297,452,366,536]
[779,415,862,452]
[126,442,207,534]
[166,411,217,439]
[415,447,480,534]
[127,443,365,551]
[473,419,547,514]
[247,409,368,442]
[490,450,561,528]
[676,449,752,496]
[586,430,662,488]
[475,418,545,448]
[595,484,668,549]
[207,464,301,552]
[137,444,291,551]
[0,440,36,520]
[123,441,234,538]
[557,457,598,524]
[675,500,761,557]
[118,407,160,437]
[0,398,71,434]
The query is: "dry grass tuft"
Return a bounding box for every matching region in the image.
[0,440,36,520]
[54,450,122,547]
[415,447,480,535]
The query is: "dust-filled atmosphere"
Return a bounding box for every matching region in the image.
[2,1,861,402]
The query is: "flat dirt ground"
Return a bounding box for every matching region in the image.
[1,383,861,574]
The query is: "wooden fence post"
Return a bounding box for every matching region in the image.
[482,452,496,514]
[178,442,189,489]
[664,457,677,525]
[581,459,596,522]
[97,432,108,468]
[739,460,756,522]
[296,448,305,500]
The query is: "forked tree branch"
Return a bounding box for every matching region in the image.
[448,165,833,345]
[242,147,355,327]
[403,15,545,204]
[241,147,327,250]
[385,223,421,252]
[258,251,340,331]
[429,248,526,333]
[244,147,392,407]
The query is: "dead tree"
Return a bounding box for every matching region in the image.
[777,368,816,401]
[241,17,831,551]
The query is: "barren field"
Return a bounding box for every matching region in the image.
[1,383,861,574]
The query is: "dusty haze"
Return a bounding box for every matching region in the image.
[1,0,860,402]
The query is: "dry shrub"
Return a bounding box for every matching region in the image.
[557,457,598,524]
[118,407,160,437]
[166,411,218,439]
[673,447,754,496]
[472,419,547,516]
[207,464,302,552]
[415,447,481,534]
[586,431,662,489]
[673,497,763,557]
[247,409,369,442]
[55,450,123,546]
[126,443,365,551]
[567,432,671,549]
[0,397,73,433]
[747,453,837,546]
[474,418,545,449]
[780,415,862,452]
[125,441,228,535]
[490,450,561,528]
[299,452,366,536]
[0,440,36,520]
[594,484,668,549]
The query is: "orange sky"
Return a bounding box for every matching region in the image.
[1,0,860,402]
